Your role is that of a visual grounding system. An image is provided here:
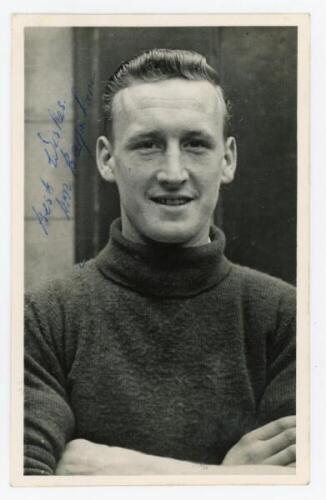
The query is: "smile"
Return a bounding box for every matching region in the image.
[151,197,193,206]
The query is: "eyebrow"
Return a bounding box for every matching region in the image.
[125,131,163,148]
[182,130,216,142]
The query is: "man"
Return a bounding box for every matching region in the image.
[24,48,296,475]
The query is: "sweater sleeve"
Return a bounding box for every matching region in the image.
[256,288,296,425]
[24,290,75,475]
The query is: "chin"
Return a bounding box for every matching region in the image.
[144,222,201,246]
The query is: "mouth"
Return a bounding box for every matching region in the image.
[150,196,193,206]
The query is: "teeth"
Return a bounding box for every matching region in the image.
[153,198,190,205]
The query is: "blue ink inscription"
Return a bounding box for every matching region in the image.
[31,178,55,236]
[48,100,66,130]
[56,182,73,220]
[32,178,73,235]
[37,130,61,168]
[33,76,95,235]
[71,76,94,117]
[37,100,67,168]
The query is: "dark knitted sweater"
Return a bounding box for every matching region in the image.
[24,219,296,475]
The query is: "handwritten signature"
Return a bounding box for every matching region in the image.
[37,76,95,175]
[32,179,73,236]
[33,75,95,236]
[37,100,66,168]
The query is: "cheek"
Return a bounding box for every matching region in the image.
[113,157,138,191]
[197,168,223,197]
[114,168,150,211]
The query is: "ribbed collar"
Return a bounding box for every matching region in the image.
[96,219,231,298]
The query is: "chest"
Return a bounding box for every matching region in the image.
[67,294,263,463]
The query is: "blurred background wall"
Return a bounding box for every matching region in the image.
[25,28,75,290]
[25,27,297,290]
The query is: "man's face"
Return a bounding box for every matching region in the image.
[97,78,236,246]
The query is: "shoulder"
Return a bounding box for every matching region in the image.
[24,259,107,352]
[25,259,100,313]
[228,263,296,322]
[230,263,295,296]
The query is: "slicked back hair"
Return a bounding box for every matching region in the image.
[102,48,230,141]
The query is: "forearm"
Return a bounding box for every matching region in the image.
[123,453,294,475]
[55,440,295,476]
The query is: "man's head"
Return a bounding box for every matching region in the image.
[97,48,237,246]
[102,48,231,141]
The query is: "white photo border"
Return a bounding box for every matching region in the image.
[11,12,310,488]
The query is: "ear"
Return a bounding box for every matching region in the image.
[96,135,116,183]
[221,137,237,184]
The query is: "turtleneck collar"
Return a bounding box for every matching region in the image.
[95,219,231,298]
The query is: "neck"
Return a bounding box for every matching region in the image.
[96,218,231,298]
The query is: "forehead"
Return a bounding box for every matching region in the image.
[112,79,224,133]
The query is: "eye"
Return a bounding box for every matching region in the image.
[183,139,210,152]
[133,140,162,153]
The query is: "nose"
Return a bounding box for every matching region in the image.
[156,144,189,186]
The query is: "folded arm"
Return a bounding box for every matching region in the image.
[55,415,295,475]
[24,291,75,475]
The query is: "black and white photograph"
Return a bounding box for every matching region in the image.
[11,13,310,486]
